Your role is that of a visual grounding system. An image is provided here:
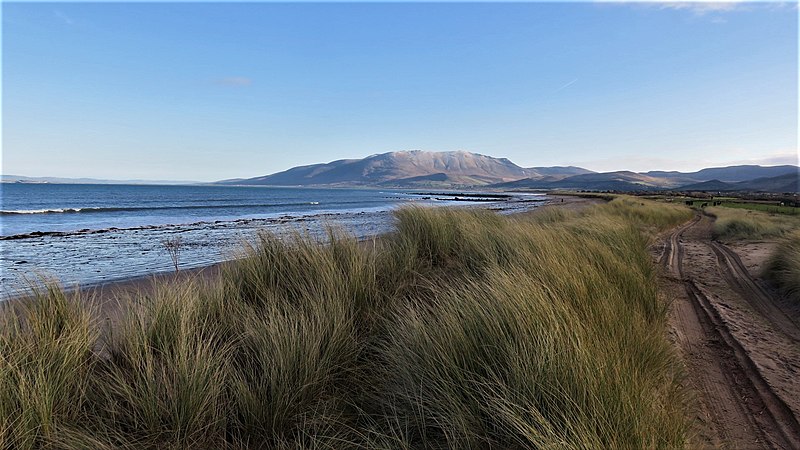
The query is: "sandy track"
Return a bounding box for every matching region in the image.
[660,214,800,449]
[708,240,800,343]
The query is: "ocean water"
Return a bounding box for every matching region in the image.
[0,183,547,296]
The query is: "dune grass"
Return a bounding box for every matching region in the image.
[1,198,692,448]
[0,286,97,450]
[764,230,800,305]
[707,206,800,241]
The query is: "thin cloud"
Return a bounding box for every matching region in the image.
[727,152,799,167]
[595,0,748,15]
[656,2,743,15]
[216,77,253,87]
[556,78,579,92]
[53,10,75,25]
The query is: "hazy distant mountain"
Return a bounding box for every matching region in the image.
[220,151,540,187]
[644,165,798,183]
[740,173,799,192]
[494,171,673,191]
[675,180,735,191]
[497,165,799,192]
[526,166,595,178]
[678,173,799,193]
[1,175,198,185]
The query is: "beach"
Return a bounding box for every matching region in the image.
[1,185,549,298]
[1,195,596,327]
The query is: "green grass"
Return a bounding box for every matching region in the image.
[1,198,692,449]
[764,230,800,305]
[718,202,799,215]
[708,206,800,241]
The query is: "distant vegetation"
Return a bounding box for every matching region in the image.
[708,206,800,241]
[717,201,799,215]
[1,199,692,448]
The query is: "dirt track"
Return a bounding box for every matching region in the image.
[658,213,800,448]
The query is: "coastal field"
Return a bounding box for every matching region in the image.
[1,197,693,448]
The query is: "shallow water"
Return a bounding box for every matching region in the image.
[0,184,547,297]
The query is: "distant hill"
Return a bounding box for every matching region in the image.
[739,173,798,193]
[526,166,595,178]
[220,151,547,187]
[644,165,798,183]
[678,173,799,193]
[1,175,199,185]
[497,165,799,193]
[675,180,735,191]
[494,171,676,191]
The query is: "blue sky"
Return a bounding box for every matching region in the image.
[3,1,797,181]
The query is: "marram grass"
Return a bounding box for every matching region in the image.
[708,206,800,241]
[765,230,800,305]
[1,198,691,449]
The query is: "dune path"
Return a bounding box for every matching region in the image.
[658,213,800,449]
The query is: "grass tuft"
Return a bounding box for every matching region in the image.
[764,230,800,304]
[708,206,800,241]
[0,285,97,450]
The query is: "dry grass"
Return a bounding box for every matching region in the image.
[765,230,800,305]
[707,206,800,241]
[1,198,692,448]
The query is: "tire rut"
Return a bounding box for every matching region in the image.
[664,214,800,449]
[709,240,800,343]
[685,280,800,449]
[661,214,700,278]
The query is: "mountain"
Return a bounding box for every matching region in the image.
[217,151,797,192]
[525,166,595,178]
[678,173,799,193]
[675,180,735,191]
[220,151,541,187]
[740,173,799,193]
[496,166,799,192]
[494,171,674,191]
[644,165,798,183]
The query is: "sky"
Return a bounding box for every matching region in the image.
[2,1,797,181]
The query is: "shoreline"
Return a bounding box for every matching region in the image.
[2,192,553,295]
[3,195,598,322]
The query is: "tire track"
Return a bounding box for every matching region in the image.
[664,214,800,448]
[685,280,800,449]
[709,240,800,343]
[661,214,700,278]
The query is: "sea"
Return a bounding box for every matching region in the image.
[0,183,548,297]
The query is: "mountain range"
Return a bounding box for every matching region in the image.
[219,151,799,193]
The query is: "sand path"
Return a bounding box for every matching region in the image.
[658,213,800,449]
